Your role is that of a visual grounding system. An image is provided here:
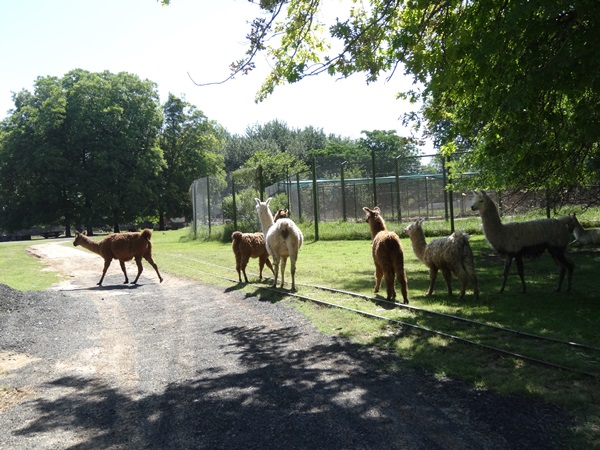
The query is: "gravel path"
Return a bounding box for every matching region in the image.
[0,241,572,449]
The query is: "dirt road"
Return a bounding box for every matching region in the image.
[0,241,571,449]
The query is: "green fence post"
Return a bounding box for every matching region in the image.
[296,172,302,221]
[341,161,347,222]
[312,157,319,241]
[231,174,237,231]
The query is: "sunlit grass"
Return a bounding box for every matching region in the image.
[0,240,61,290]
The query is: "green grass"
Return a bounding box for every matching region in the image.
[3,227,600,447]
[0,240,61,290]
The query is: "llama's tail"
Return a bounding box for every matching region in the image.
[278,221,290,240]
[142,228,153,241]
[231,231,243,250]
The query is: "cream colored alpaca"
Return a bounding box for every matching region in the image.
[255,198,303,290]
[404,218,479,300]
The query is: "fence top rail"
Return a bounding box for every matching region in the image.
[276,172,450,189]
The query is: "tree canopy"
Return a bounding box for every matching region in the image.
[0,70,226,233]
[174,0,599,197]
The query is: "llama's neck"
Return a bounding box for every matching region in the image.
[573,221,585,239]
[408,229,428,261]
[368,218,387,239]
[479,199,504,240]
[77,235,102,256]
[258,209,275,235]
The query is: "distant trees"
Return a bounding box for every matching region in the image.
[158,94,225,230]
[0,70,226,234]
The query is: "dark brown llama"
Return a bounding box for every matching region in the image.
[363,207,409,304]
[73,229,163,286]
[231,231,274,283]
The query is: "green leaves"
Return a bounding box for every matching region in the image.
[235,0,600,199]
[0,70,166,232]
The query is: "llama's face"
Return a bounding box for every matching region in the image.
[73,231,87,247]
[404,219,423,237]
[470,191,488,212]
[363,207,379,223]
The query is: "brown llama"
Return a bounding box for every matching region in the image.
[273,208,288,221]
[363,207,409,304]
[73,229,163,286]
[231,231,274,283]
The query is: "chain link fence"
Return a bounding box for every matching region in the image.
[190,154,479,239]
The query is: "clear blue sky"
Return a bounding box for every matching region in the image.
[1,0,428,145]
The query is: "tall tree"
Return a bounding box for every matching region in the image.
[0,69,165,233]
[158,93,225,229]
[163,0,600,197]
[359,130,421,176]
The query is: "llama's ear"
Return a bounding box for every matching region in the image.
[83,230,88,236]
[373,206,381,213]
[362,207,370,213]
[266,197,272,206]
[254,198,261,205]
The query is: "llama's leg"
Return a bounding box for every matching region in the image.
[550,250,574,292]
[398,269,409,304]
[132,256,143,284]
[98,259,112,286]
[383,268,396,301]
[143,254,163,283]
[264,257,274,279]
[241,256,249,283]
[515,255,526,293]
[374,264,383,293]
[457,272,467,299]
[235,255,242,282]
[499,255,513,293]
[257,256,265,282]
[279,256,287,288]
[290,253,297,291]
[119,260,129,284]
[427,268,438,296]
[441,268,453,297]
[271,256,280,288]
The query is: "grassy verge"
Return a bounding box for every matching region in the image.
[0,240,61,290]
[3,226,600,447]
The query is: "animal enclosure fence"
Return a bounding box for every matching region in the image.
[190,153,478,238]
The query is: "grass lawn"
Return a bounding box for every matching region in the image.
[2,224,599,447]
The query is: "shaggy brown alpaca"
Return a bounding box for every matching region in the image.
[404,218,479,300]
[363,206,409,304]
[73,229,163,286]
[231,231,274,283]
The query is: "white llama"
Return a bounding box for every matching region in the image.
[255,198,304,290]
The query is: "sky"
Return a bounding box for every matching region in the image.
[1,0,429,147]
